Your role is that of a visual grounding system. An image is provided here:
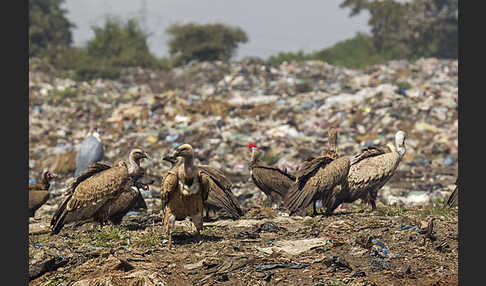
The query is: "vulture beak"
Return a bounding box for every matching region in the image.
[162,155,176,163]
[143,152,151,160]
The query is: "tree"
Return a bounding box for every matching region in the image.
[29,0,74,57]
[86,17,157,67]
[340,0,457,59]
[167,23,249,65]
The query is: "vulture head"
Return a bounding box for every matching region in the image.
[162,154,178,164]
[172,144,194,158]
[42,170,57,182]
[45,170,57,180]
[327,128,337,146]
[129,149,150,164]
[248,143,258,163]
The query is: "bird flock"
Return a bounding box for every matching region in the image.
[28,127,457,248]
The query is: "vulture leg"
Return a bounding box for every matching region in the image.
[164,207,176,249]
[191,212,203,241]
[312,201,318,217]
[368,191,377,211]
[204,208,210,221]
[370,200,377,211]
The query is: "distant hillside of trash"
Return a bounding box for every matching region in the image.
[29,57,458,217]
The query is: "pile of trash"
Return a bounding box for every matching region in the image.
[28,57,458,217]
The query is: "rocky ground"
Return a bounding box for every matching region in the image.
[29,57,458,285]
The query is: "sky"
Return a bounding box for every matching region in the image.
[62,0,371,60]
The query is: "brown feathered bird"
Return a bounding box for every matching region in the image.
[29,170,57,218]
[50,149,149,234]
[163,144,237,248]
[163,154,242,220]
[446,178,458,208]
[335,130,407,211]
[248,143,296,209]
[284,128,350,216]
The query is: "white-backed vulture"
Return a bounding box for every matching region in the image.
[50,148,149,234]
[248,143,296,209]
[29,170,57,217]
[163,154,242,220]
[284,128,350,216]
[334,130,407,211]
[160,144,207,248]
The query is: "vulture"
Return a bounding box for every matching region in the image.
[29,170,57,218]
[163,154,242,220]
[74,130,104,178]
[445,178,458,208]
[334,130,407,211]
[248,143,296,209]
[50,148,149,234]
[284,128,351,216]
[161,144,237,248]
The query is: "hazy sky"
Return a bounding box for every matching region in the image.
[63,0,370,60]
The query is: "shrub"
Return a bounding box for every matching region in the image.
[268,50,314,66]
[29,0,74,57]
[313,33,402,69]
[167,23,248,66]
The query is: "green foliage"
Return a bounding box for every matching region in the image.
[29,0,74,57]
[417,205,458,219]
[167,23,248,66]
[48,18,172,81]
[86,17,158,68]
[268,50,314,66]
[267,33,403,69]
[69,227,129,248]
[314,33,402,69]
[340,0,458,59]
[133,229,166,247]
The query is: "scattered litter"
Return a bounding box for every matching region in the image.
[256,263,309,272]
[371,239,389,258]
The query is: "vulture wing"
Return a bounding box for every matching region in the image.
[351,145,391,165]
[446,178,458,207]
[347,151,401,195]
[251,165,295,198]
[285,156,349,214]
[97,185,147,225]
[199,171,243,218]
[160,171,178,210]
[198,165,232,190]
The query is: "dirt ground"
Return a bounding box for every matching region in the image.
[28,202,458,286]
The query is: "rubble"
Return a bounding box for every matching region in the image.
[29,57,458,218]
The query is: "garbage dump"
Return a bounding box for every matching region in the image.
[29,57,458,218]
